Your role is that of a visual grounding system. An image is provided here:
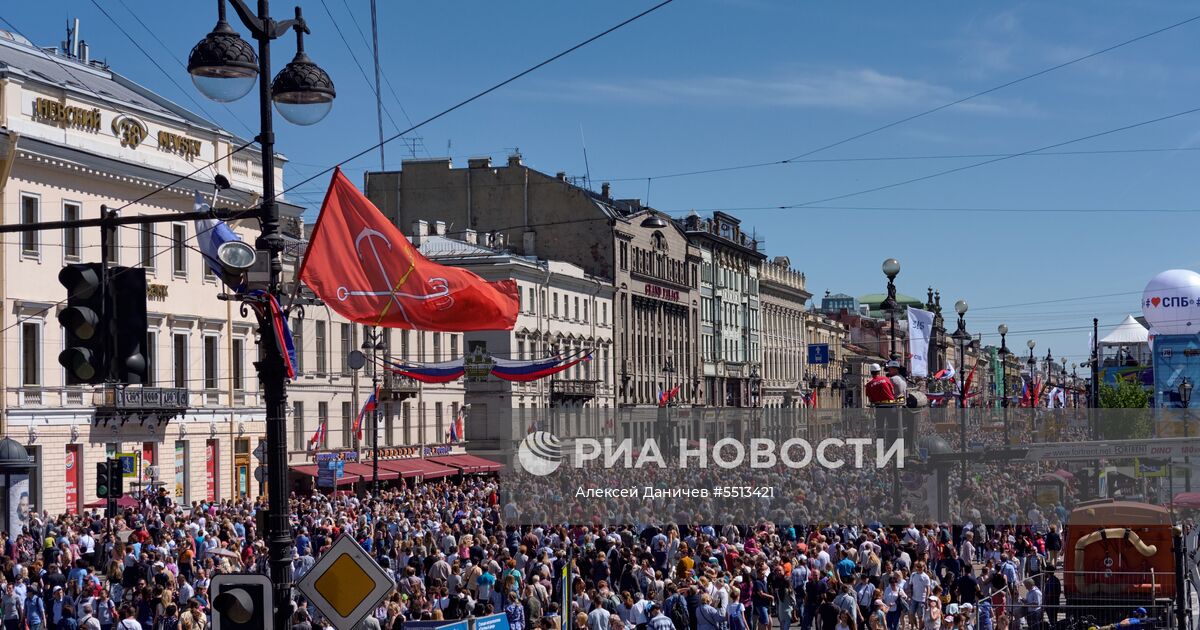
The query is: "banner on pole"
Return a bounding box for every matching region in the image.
[907,307,935,377]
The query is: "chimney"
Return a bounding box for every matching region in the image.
[601,182,611,198]
[467,157,491,169]
[507,153,522,167]
[555,172,567,181]
[523,230,537,257]
[412,220,429,246]
[460,229,477,245]
[80,41,89,63]
[433,220,446,236]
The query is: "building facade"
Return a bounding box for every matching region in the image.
[365,156,700,414]
[684,212,765,407]
[759,256,810,409]
[0,28,299,514]
[412,225,615,465]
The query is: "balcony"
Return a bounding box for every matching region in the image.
[92,385,190,427]
[381,374,420,401]
[551,379,598,401]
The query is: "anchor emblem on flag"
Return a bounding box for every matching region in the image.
[335,227,454,325]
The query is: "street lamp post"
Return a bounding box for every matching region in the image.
[1027,340,1036,433]
[998,324,1010,444]
[951,300,970,488]
[362,328,387,493]
[188,2,335,628]
[880,259,901,361]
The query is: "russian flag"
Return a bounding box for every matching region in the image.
[354,387,378,440]
[309,421,326,451]
[193,191,246,290]
[450,405,465,442]
[491,352,591,382]
[382,357,465,383]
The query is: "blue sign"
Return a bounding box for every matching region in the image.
[475,614,511,630]
[807,344,830,365]
[1152,334,1200,409]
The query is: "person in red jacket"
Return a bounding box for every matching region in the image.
[864,364,897,405]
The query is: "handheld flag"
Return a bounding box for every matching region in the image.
[308,420,327,451]
[299,169,519,331]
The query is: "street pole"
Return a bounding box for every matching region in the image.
[372,328,381,494]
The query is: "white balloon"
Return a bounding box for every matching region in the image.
[1142,269,1200,335]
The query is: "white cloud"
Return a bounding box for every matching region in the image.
[525,67,1039,117]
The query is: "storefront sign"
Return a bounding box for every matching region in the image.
[111,114,148,149]
[174,441,187,500]
[157,130,202,160]
[368,445,453,460]
[205,440,217,501]
[148,284,168,301]
[32,98,101,132]
[64,446,79,514]
[643,283,680,302]
[315,450,359,463]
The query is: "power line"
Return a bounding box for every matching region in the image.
[276,0,679,199]
[773,105,1200,210]
[316,0,403,138]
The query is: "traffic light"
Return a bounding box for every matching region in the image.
[58,263,106,384]
[95,461,111,499]
[211,574,273,630]
[110,267,148,384]
[109,459,124,498]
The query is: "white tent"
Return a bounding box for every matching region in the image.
[1100,314,1149,345]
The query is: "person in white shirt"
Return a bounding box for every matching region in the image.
[907,562,931,628]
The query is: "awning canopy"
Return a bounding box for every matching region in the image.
[377,458,458,480]
[428,454,503,474]
[1100,315,1149,345]
[290,465,359,486]
[342,462,402,482]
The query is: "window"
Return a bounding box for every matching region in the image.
[106,224,120,264]
[517,340,526,361]
[172,224,187,276]
[291,318,303,373]
[292,402,305,451]
[574,297,580,320]
[173,333,187,388]
[400,330,409,360]
[139,224,155,270]
[517,289,522,312]
[433,333,441,362]
[63,202,81,261]
[583,301,588,323]
[204,335,218,390]
[315,321,327,375]
[21,322,40,386]
[232,337,245,391]
[146,331,157,386]
[602,303,608,325]
[384,403,394,445]
[528,288,535,313]
[435,402,444,443]
[340,323,352,375]
[553,294,558,318]
[341,401,353,448]
[402,403,411,445]
[318,401,329,449]
[449,335,458,362]
[20,194,39,256]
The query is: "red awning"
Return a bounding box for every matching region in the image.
[377,458,458,480]
[342,462,402,482]
[290,465,359,486]
[428,454,503,474]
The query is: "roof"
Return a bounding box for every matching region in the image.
[0,30,252,146]
[1100,314,1149,345]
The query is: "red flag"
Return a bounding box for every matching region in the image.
[299,169,519,331]
[962,364,976,407]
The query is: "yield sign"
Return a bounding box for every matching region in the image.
[296,534,392,630]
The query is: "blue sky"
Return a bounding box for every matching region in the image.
[6,0,1200,365]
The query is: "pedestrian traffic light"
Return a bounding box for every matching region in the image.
[58,263,106,384]
[95,461,111,499]
[211,574,273,630]
[110,267,148,384]
[109,459,124,498]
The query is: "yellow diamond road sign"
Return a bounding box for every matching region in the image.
[297,534,392,630]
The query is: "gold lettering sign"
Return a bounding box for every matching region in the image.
[111,114,148,149]
[157,130,202,161]
[147,284,169,302]
[32,98,101,132]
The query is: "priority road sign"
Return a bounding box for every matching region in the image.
[296,534,393,630]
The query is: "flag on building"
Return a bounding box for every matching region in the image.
[450,405,466,443]
[308,420,327,451]
[491,352,592,382]
[298,169,519,331]
[658,385,681,407]
[382,357,465,383]
[354,387,378,440]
